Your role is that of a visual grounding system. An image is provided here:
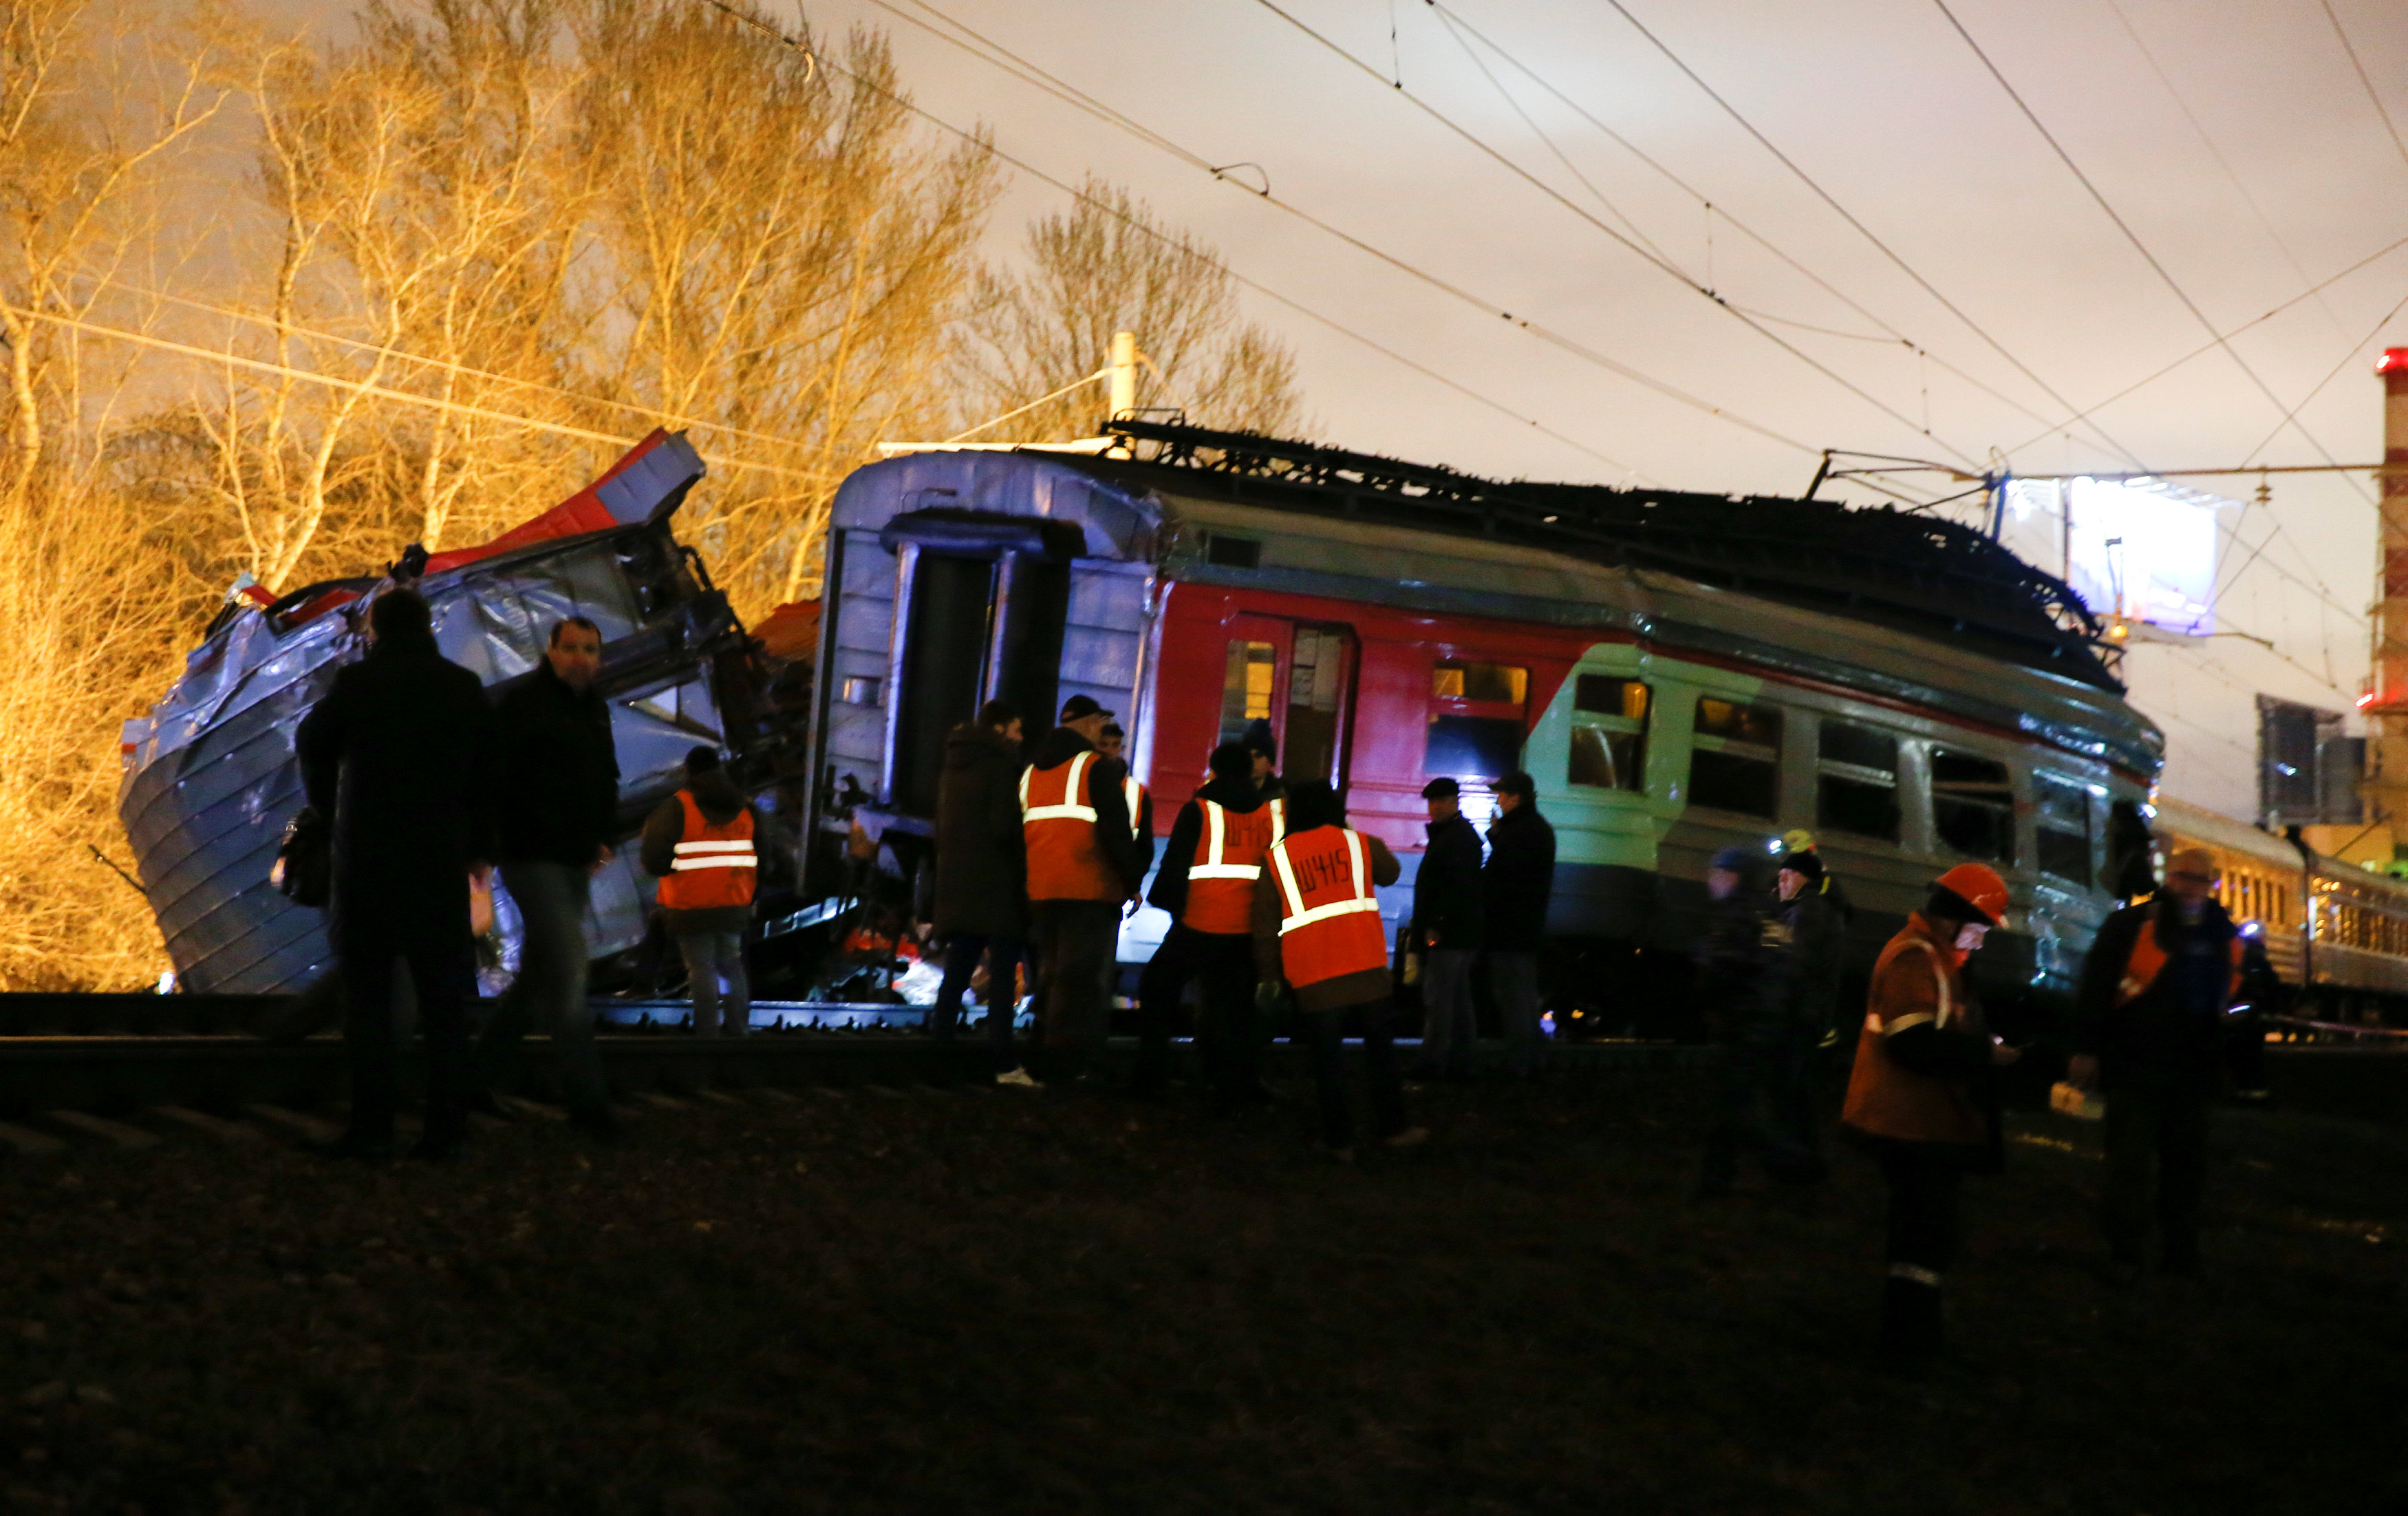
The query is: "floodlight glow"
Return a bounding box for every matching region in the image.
[2064,478,2222,634]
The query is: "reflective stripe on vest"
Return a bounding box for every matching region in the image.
[1267,826,1388,987]
[657,791,755,910]
[1125,777,1146,840]
[1182,798,1281,934]
[1020,751,1097,822]
[1021,751,1116,901]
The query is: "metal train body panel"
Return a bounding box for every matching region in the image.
[119,433,773,996]
[808,435,2163,1011]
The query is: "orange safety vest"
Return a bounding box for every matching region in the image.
[2116,913,2244,1008]
[1840,915,1987,1147]
[1020,752,1119,901]
[1181,797,1287,934]
[1267,823,1388,989]
[656,791,757,910]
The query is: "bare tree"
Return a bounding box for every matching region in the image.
[960,177,1305,442]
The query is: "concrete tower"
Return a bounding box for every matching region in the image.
[2363,348,2408,855]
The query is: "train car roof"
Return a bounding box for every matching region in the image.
[2151,796,2308,871]
[832,431,2162,777]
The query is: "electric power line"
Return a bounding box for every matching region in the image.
[2320,0,2408,179]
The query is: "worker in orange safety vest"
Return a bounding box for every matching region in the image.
[1018,694,1145,1082]
[1840,862,2021,1368]
[639,746,760,1038]
[1251,778,1427,1158]
[1134,742,1282,1104]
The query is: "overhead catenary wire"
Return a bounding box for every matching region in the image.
[2319,0,2408,179]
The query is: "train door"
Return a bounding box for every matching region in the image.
[1212,613,1357,791]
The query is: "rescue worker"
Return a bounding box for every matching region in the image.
[1781,828,1857,926]
[2067,846,2243,1283]
[1251,779,1427,1157]
[1695,846,1823,1197]
[1773,847,1846,1156]
[1020,694,1146,1082]
[639,747,758,1037]
[1410,776,1485,1080]
[1135,742,1281,1105]
[1840,863,2020,1368]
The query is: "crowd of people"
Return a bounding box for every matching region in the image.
[300,598,2273,1368]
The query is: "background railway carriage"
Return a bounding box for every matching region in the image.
[804,423,2167,1033]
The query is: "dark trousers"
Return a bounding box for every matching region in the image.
[934,933,1026,1073]
[1873,1140,1962,1362]
[1134,924,1256,1094]
[337,898,473,1148]
[1701,1023,1824,1192]
[1767,1023,1829,1158]
[1029,899,1121,1080]
[477,862,609,1116]
[2104,1078,2211,1267]
[1304,995,1410,1149]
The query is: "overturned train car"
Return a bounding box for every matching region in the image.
[120,431,808,996]
[804,422,2166,1028]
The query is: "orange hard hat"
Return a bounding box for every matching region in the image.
[1933,862,2010,927]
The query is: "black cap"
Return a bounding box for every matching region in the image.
[684,745,722,776]
[1421,776,1460,800]
[1208,741,1254,782]
[1060,694,1112,722]
[1240,718,1277,760]
[1497,771,1535,801]
[1778,850,1824,884]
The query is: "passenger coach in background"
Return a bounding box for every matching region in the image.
[804,421,2167,1038]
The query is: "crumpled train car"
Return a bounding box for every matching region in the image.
[119,430,794,995]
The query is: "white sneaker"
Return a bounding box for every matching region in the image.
[996,1067,1044,1089]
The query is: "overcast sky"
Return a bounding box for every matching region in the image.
[270,0,2408,815]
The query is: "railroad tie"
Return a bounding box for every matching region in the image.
[47,1112,161,1151]
[636,1091,691,1112]
[151,1107,263,1144]
[698,1089,748,1108]
[0,1121,68,1156]
[753,1088,806,1105]
[502,1097,568,1122]
[243,1104,342,1144]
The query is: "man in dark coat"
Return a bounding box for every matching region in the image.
[477,615,621,1134]
[1135,742,1268,1104]
[295,588,499,1160]
[1774,847,1846,1156]
[1411,776,1485,1080]
[1482,771,1556,1076]
[1695,845,1822,1197]
[1024,694,1146,1082]
[932,699,1033,1082]
[2069,846,2240,1281]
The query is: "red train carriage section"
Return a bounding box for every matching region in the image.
[1143,581,1591,859]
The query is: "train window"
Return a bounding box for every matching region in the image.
[1816,720,1900,841]
[1427,659,1529,781]
[1931,749,2016,864]
[1569,675,1648,791]
[2034,773,2093,886]
[1218,641,1278,745]
[1285,628,1351,787]
[1690,696,1782,818]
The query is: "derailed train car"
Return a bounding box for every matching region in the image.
[120,431,807,996]
[803,421,2166,1028]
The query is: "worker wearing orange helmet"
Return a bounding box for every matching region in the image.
[1840,862,2022,1369]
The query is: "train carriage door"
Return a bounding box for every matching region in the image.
[1214,614,1357,791]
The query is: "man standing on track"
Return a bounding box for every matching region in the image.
[1253,779,1426,1158]
[296,588,499,1161]
[2067,846,2242,1284]
[1410,777,1484,1081]
[932,699,1037,1087]
[1840,863,2019,1368]
[1483,772,1556,1077]
[477,616,621,1137]
[1020,694,1145,1084]
[1136,742,1278,1106]
[640,746,758,1038]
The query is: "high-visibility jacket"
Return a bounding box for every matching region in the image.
[2116,919,2244,1009]
[1020,752,1118,901]
[1182,797,1287,934]
[656,790,756,910]
[1840,913,1987,1146]
[1267,823,1388,989]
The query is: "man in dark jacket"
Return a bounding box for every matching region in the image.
[295,588,499,1160]
[932,700,1033,1082]
[639,747,759,1038]
[477,616,621,1134]
[1024,695,1146,1082]
[1098,720,1156,880]
[1695,845,1821,1197]
[1483,772,1556,1076]
[1135,743,1269,1104]
[1774,847,1846,1156]
[2069,846,2240,1280]
[1411,776,1485,1080]
[1240,720,1286,802]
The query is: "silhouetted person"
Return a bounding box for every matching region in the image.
[295,587,498,1160]
[1410,776,1483,1080]
[478,616,620,1135]
[1097,720,1154,876]
[641,746,758,1037]
[933,700,1037,1085]
[1483,771,1556,1076]
[1774,846,1847,1156]
[1239,720,1285,803]
[1137,741,1276,1106]
[1695,846,1823,1198]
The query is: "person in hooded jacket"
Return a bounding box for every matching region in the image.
[641,747,760,1038]
[932,700,1035,1084]
[1136,742,1274,1104]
